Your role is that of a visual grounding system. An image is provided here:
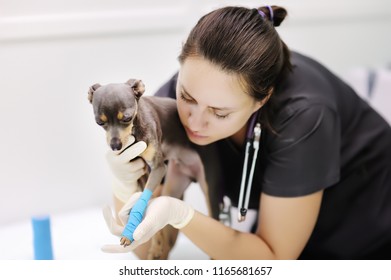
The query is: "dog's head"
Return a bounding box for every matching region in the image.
[88,79,145,151]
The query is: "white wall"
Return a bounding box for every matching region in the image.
[0,0,390,225]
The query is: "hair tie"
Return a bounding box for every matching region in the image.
[266,5,274,24]
[258,6,274,24]
[258,9,266,18]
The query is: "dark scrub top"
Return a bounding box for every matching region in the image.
[155,52,391,259]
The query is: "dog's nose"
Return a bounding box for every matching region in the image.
[110,138,123,151]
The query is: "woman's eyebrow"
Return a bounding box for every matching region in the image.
[180,85,235,111]
[180,86,196,100]
[210,105,235,111]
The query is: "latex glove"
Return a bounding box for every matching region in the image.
[102,192,143,238]
[101,193,194,253]
[105,135,147,203]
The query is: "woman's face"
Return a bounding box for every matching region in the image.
[176,57,262,146]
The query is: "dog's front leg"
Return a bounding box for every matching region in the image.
[145,164,167,192]
[162,159,193,197]
[147,160,194,259]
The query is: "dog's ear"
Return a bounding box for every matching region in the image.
[88,83,101,103]
[126,79,145,99]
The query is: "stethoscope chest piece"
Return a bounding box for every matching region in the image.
[219,196,232,227]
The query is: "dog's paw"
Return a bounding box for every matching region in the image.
[120,236,132,247]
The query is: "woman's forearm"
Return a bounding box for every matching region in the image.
[181,211,277,260]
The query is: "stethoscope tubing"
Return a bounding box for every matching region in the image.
[244,123,261,214]
[237,111,262,222]
[237,141,252,221]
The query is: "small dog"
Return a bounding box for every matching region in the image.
[88,78,210,259]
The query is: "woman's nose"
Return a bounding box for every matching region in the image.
[188,108,207,131]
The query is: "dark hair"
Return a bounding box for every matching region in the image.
[178,5,291,131]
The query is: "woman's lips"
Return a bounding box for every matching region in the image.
[185,126,207,139]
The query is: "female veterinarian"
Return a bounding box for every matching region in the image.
[103,5,391,259]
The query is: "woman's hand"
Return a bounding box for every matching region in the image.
[105,136,147,203]
[101,193,194,253]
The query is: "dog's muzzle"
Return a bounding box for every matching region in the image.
[110,137,122,151]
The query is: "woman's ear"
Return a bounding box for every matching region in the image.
[253,87,273,112]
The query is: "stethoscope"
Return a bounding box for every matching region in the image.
[237,111,262,222]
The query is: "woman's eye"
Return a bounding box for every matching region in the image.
[180,92,194,103]
[215,113,229,119]
[179,90,229,119]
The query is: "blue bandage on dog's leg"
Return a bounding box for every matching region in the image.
[121,189,153,242]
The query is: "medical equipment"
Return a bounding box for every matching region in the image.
[219,196,232,227]
[237,111,262,222]
[31,215,54,260]
[121,188,152,245]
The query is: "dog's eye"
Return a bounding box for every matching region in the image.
[96,120,106,126]
[121,117,132,123]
